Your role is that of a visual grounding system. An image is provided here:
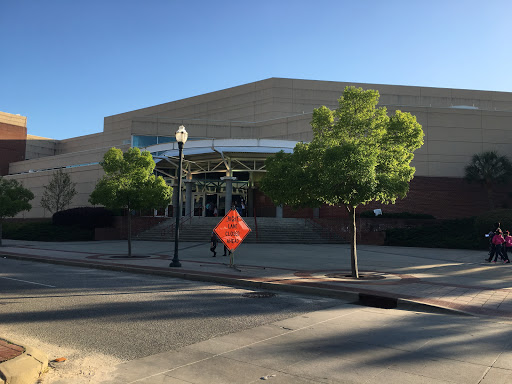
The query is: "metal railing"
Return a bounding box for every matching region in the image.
[160,212,194,238]
[306,218,348,242]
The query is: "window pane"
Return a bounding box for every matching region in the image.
[133,136,158,148]
[157,136,174,144]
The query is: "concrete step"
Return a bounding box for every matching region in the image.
[136,217,347,244]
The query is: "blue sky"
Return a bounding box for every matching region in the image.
[1,0,511,139]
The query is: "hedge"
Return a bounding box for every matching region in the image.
[2,221,94,241]
[52,207,114,229]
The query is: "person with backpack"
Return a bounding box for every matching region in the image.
[502,231,512,263]
[488,229,505,263]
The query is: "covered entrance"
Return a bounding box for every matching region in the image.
[145,139,297,218]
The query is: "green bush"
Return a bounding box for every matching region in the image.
[2,221,94,241]
[360,210,435,219]
[474,209,512,236]
[52,207,114,229]
[385,217,481,249]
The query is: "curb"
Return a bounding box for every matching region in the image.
[0,339,48,384]
[0,253,472,318]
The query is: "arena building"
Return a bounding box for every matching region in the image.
[3,77,512,219]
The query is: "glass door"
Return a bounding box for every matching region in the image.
[193,194,204,216]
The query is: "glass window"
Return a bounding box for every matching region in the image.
[132,136,158,148]
[157,136,174,144]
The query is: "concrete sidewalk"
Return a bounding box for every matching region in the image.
[1,239,512,383]
[102,303,512,384]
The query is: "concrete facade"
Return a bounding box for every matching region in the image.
[4,78,512,218]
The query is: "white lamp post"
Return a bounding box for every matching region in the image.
[170,125,188,267]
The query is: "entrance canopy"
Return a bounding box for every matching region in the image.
[145,139,298,179]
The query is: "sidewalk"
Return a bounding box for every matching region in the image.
[1,239,511,319]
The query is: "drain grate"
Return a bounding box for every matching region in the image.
[242,292,276,298]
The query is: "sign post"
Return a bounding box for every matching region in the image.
[214,209,251,268]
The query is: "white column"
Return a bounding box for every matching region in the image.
[184,180,195,217]
[221,176,237,213]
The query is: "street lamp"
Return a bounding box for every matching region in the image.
[169,125,188,267]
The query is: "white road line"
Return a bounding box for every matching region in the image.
[0,276,56,288]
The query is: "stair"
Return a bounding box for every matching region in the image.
[135,217,347,244]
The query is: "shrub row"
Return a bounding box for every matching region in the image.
[52,207,114,229]
[2,221,94,242]
[385,209,512,250]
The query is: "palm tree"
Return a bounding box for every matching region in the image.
[464,151,512,210]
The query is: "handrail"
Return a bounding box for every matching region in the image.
[161,212,194,237]
[307,218,347,242]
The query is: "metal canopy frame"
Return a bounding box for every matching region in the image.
[148,139,297,181]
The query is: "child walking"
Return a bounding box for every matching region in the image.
[502,231,512,263]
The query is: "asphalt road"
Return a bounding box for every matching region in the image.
[0,257,341,361]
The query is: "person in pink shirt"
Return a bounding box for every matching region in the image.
[502,231,512,263]
[489,230,506,263]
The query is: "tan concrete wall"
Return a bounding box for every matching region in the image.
[8,144,129,174]
[5,164,104,218]
[57,131,130,155]
[103,78,512,180]
[0,111,27,127]
[25,134,57,160]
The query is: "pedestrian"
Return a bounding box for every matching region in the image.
[241,199,246,216]
[486,222,501,261]
[502,231,512,263]
[223,244,232,257]
[213,205,218,217]
[488,229,505,263]
[210,232,217,257]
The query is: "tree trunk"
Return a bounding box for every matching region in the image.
[486,184,495,210]
[127,210,132,257]
[349,206,359,279]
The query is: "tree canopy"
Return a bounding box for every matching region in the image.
[0,177,34,246]
[89,147,172,255]
[464,151,512,210]
[41,169,78,214]
[261,86,424,277]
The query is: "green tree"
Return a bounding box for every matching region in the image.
[261,87,424,278]
[40,169,78,214]
[464,151,512,210]
[0,177,34,246]
[89,147,172,256]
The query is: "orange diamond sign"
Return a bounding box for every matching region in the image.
[214,209,251,252]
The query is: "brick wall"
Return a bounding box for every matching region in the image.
[255,176,512,220]
[0,122,27,176]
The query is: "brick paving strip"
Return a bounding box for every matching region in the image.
[0,338,25,363]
